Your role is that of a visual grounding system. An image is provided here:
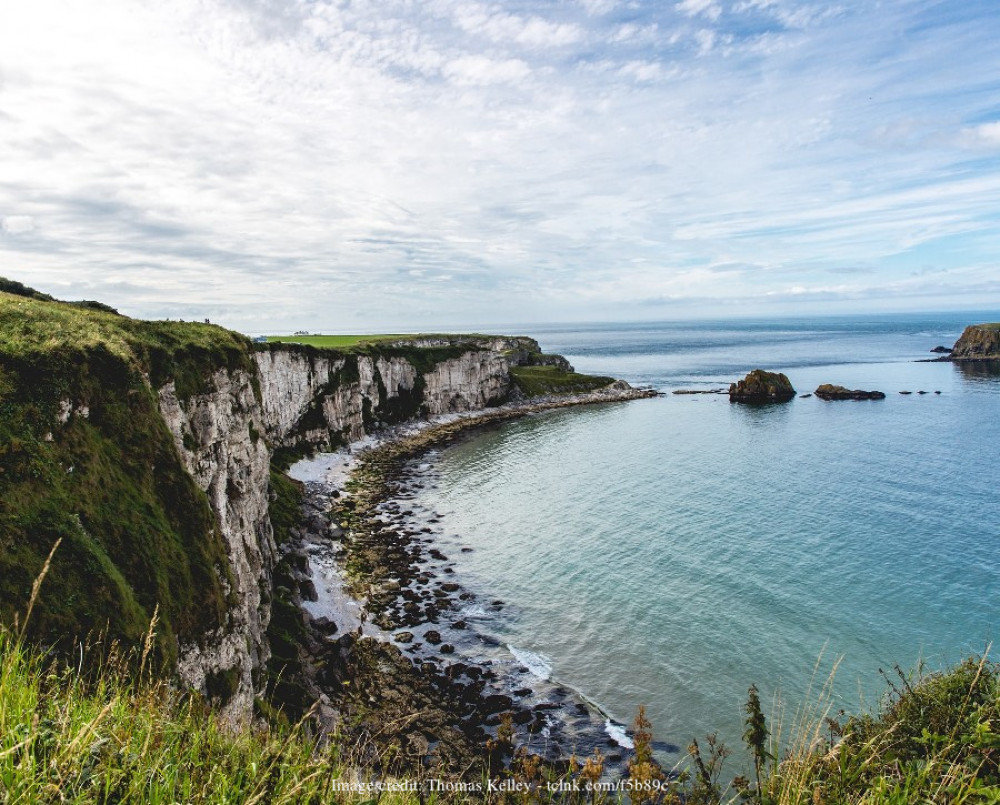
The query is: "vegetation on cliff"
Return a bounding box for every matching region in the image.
[4,602,997,803]
[950,323,1000,360]
[0,285,250,665]
[509,365,616,397]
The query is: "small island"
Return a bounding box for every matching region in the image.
[729,369,796,403]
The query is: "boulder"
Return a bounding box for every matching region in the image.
[815,384,885,401]
[729,369,796,403]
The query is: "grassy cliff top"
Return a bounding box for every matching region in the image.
[265,333,409,348]
[0,288,252,376]
[0,284,246,665]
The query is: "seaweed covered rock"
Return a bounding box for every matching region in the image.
[729,369,796,403]
[815,384,885,400]
[950,323,1000,360]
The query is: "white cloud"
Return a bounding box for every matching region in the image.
[677,0,722,22]
[451,5,583,48]
[960,121,1000,149]
[694,28,718,54]
[0,0,998,328]
[442,54,532,85]
[1,216,35,235]
[578,0,620,16]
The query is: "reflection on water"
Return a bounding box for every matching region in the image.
[728,399,795,429]
[954,360,1000,385]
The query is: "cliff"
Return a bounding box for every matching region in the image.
[0,283,634,722]
[950,323,1000,359]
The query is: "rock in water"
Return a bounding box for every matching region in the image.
[950,323,1000,359]
[729,369,796,403]
[815,384,886,400]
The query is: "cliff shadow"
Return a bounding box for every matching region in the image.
[953,360,1000,387]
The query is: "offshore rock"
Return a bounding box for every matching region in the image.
[950,323,1000,360]
[729,369,796,403]
[815,384,886,401]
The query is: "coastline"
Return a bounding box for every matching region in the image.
[283,382,657,776]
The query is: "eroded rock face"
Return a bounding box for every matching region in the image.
[255,349,345,446]
[158,369,276,725]
[423,351,511,413]
[814,384,886,400]
[256,350,511,445]
[951,324,1000,359]
[152,340,568,720]
[729,369,796,403]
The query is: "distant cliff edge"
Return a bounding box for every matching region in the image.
[949,323,1000,360]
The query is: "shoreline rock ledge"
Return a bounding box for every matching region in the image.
[815,384,886,401]
[729,369,796,403]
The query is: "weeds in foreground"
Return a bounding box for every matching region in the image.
[5,547,1000,803]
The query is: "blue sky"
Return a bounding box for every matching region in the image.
[1,0,999,332]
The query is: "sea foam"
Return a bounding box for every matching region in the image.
[508,645,553,681]
[605,719,635,749]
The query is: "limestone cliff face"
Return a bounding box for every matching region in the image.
[255,347,510,445]
[157,368,275,724]
[254,349,345,446]
[422,350,510,413]
[150,340,586,720]
[146,343,513,719]
[951,324,1000,359]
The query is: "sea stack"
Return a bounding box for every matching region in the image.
[729,369,796,403]
[950,323,1000,360]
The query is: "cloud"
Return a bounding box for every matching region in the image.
[442,55,532,85]
[0,0,998,330]
[676,0,722,21]
[960,121,1000,149]
[1,216,35,235]
[451,5,584,48]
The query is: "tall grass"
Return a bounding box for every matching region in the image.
[5,622,1000,802]
[741,652,1000,804]
[0,552,428,805]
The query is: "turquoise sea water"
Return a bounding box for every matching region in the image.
[414,313,1000,759]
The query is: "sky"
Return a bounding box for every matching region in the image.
[1,0,999,333]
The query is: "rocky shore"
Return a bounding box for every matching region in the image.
[275,383,657,778]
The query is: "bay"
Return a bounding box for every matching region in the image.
[413,312,1000,760]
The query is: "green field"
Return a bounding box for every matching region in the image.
[265,334,409,348]
[509,364,615,396]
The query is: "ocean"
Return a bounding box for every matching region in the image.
[408,312,1000,762]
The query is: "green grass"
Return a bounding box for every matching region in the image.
[509,365,616,397]
[0,624,431,804]
[0,290,255,401]
[265,334,410,348]
[730,655,1000,805]
[4,528,999,804]
[0,288,248,665]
